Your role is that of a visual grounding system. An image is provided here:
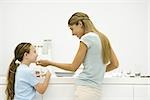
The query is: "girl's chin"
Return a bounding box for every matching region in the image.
[31,60,36,63]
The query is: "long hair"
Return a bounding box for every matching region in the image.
[68,12,111,64]
[5,42,31,100]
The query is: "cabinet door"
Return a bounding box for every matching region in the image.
[134,85,150,100]
[0,85,6,100]
[0,85,42,100]
[101,85,133,100]
[43,84,75,100]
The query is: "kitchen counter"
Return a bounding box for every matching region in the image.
[1,75,149,100]
[1,75,149,85]
[1,66,149,85]
[1,67,149,100]
[2,65,149,85]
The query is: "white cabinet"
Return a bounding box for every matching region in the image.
[101,85,133,100]
[1,77,149,100]
[0,85,42,100]
[43,84,75,100]
[134,85,150,100]
[42,84,150,100]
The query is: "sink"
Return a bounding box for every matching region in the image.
[55,72,75,77]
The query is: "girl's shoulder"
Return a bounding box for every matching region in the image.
[17,64,34,75]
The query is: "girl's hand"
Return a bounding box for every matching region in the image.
[36,60,50,67]
[45,71,51,78]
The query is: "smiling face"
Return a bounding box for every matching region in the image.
[69,21,85,39]
[26,45,38,63]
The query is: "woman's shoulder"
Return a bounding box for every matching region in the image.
[81,33,99,42]
[83,32,98,38]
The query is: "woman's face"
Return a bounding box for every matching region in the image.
[69,21,84,38]
[26,45,38,63]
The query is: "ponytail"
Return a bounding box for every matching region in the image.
[97,32,111,64]
[6,58,19,100]
[81,18,111,64]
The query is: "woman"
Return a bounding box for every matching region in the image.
[37,12,119,100]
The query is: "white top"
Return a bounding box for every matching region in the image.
[14,64,39,100]
[76,32,106,89]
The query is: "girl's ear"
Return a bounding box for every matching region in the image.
[24,52,28,57]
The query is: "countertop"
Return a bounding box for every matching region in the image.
[1,75,149,85]
[1,66,149,85]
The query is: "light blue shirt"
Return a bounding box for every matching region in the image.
[14,64,39,100]
[76,32,106,89]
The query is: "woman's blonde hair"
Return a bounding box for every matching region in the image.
[68,12,111,64]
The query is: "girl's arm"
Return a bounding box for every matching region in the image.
[37,42,87,72]
[35,71,51,94]
[106,48,119,72]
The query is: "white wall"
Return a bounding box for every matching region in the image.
[148,0,150,75]
[0,0,149,76]
[0,2,2,75]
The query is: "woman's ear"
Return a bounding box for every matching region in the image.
[78,21,83,27]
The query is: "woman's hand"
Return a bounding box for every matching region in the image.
[36,60,50,67]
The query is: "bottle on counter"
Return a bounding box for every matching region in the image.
[42,39,52,56]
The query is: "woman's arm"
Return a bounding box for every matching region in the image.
[106,48,119,72]
[37,42,87,72]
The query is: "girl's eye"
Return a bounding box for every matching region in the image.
[70,28,73,30]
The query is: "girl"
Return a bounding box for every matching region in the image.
[6,42,51,100]
[37,12,119,100]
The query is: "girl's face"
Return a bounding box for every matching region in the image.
[69,21,84,38]
[26,45,38,63]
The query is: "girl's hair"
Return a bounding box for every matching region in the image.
[68,12,111,64]
[5,42,31,100]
